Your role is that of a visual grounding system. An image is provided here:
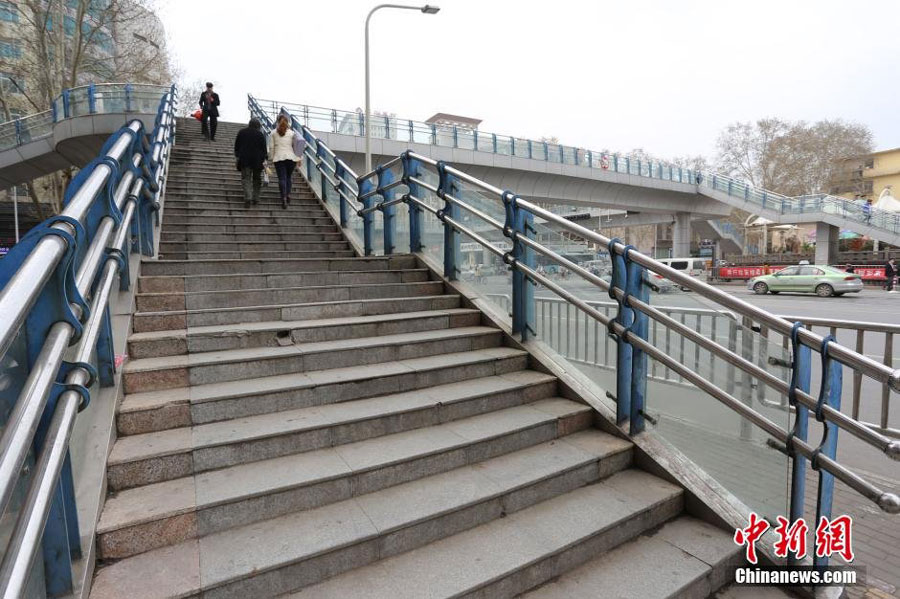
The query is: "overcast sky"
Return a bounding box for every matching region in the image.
[157,0,900,159]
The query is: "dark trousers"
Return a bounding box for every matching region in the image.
[888,274,895,291]
[241,167,262,204]
[201,111,218,140]
[275,160,296,198]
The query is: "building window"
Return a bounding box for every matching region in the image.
[0,72,24,94]
[864,159,874,169]
[0,39,22,59]
[0,1,17,22]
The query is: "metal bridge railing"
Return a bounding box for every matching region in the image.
[0,83,171,152]
[249,93,900,569]
[0,85,176,597]
[254,97,900,238]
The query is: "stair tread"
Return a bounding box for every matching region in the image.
[133,294,457,319]
[108,394,578,467]
[92,466,672,599]
[520,516,740,599]
[99,419,618,536]
[119,346,527,414]
[128,308,477,342]
[138,267,429,281]
[283,469,681,599]
[135,279,442,299]
[123,326,499,373]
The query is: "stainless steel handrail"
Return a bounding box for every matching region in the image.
[0,87,176,597]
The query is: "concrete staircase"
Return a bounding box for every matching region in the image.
[89,119,747,598]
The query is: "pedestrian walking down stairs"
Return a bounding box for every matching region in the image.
[88,118,790,599]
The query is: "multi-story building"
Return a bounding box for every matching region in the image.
[0,0,169,124]
[832,147,900,203]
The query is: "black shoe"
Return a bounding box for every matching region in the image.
[282,197,288,209]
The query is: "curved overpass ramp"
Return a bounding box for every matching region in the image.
[0,83,172,191]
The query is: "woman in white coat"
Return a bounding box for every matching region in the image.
[267,115,305,209]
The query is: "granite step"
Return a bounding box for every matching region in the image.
[280,469,683,599]
[157,241,352,255]
[128,308,480,359]
[157,250,357,261]
[519,517,742,599]
[137,268,431,293]
[91,408,623,599]
[134,280,446,312]
[122,326,503,393]
[99,378,582,558]
[107,394,589,492]
[117,346,530,434]
[132,293,462,333]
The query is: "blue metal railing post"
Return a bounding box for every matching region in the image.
[402,152,423,253]
[786,322,811,567]
[502,192,535,340]
[378,166,397,255]
[813,336,843,569]
[124,84,133,112]
[62,89,71,119]
[335,162,350,228]
[492,133,497,153]
[436,161,460,280]
[359,178,376,256]
[87,83,96,114]
[607,239,633,425]
[625,253,648,434]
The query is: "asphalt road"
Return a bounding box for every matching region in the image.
[472,274,900,482]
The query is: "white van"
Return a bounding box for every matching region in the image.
[657,257,710,277]
[655,257,711,291]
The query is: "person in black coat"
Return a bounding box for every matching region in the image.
[886,258,897,292]
[199,82,220,141]
[234,118,267,206]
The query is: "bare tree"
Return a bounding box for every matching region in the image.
[0,0,172,214]
[715,118,872,196]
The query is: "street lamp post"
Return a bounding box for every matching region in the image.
[365,3,440,174]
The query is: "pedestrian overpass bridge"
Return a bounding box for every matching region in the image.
[0,88,897,599]
[0,84,170,192]
[258,99,900,261]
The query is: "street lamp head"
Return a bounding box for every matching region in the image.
[421,5,440,14]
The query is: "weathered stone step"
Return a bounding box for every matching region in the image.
[95,468,677,599]
[283,470,683,599]
[140,256,415,277]
[158,241,351,255]
[99,377,582,559]
[519,517,741,599]
[160,222,341,235]
[108,393,588,493]
[118,346,529,434]
[123,326,502,393]
[162,199,322,212]
[165,181,318,192]
[137,267,429,293]
[132,293,460,333]
[158,231,345,244]
[161,214,335,226]
[91,404,619,599]
[135,280,445,312]
[158,249,357,261]
[128,307,479,359]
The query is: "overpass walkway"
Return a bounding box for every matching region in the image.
[260,99,900,251]
[0,92,896,599]
[0,83,172,191]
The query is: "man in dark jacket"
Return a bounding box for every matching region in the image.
[234,118,267,206]
[199,82,220,141]
[886,258,897,292]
